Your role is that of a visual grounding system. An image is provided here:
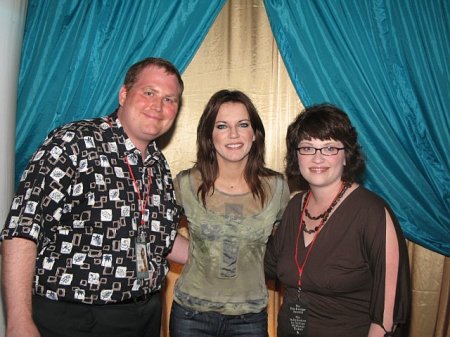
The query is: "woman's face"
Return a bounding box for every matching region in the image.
[297,138,346,189]
[212,102,256,166]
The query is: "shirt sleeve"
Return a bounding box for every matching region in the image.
[277,177,291,221]
[173,172,184,209]
[264,192,302,280]
[363,198,411,330]
[1,127,78,247]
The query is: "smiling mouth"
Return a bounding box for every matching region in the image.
[226,143,243,149]
[310,167,328,173]
[142,112,162,121]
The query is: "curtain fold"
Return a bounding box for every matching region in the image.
[15,0,225,184]
[264,0,450,256]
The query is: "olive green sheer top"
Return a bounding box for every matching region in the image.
[173,168,289,315]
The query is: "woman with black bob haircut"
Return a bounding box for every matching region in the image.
[285,103,365,183]
[170,90,290,336]
[265,103,411,337]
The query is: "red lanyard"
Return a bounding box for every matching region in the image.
[125,156,151,226]
[294,192,324,288]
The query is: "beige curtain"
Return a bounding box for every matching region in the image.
[407,242,449,337]
[161,1,449,337]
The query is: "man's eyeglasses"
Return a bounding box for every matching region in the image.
[297,146,345,156]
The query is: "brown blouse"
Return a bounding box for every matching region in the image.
[265,186,410,337]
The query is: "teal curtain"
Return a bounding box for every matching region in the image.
[15,0,225,183]
[264,0,449,256]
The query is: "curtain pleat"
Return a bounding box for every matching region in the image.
[407,242,449,337]
[15,0,226,184]
[263,0,449,257]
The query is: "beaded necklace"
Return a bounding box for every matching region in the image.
[301,181,350,234]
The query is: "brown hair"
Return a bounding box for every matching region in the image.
[286,103,365,183]
[195,89,279,206]
[123,57,184,94]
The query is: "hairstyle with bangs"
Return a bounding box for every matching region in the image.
[195,89,279,207]
[285,103,365,182]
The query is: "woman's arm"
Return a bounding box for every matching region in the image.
[367,209,400,337]
[166,232,189,265]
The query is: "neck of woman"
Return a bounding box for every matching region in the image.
[214,164,249,194]
[307,181,350,214]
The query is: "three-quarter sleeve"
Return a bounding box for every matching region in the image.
[364,200,411,332]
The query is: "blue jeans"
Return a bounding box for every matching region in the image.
[169,301,269,337]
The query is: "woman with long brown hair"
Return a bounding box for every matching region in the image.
[169,89,290,337]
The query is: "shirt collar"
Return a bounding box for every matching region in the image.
[104,110,163,167]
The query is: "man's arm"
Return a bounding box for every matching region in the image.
[1,238,40,337]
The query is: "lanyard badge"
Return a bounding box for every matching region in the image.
[125,156,152,282]
[278,294,309,336]
[135,235,149,281]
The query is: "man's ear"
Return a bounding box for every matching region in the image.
[118,85,127,106]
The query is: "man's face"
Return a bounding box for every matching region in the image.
[117,65,181,153]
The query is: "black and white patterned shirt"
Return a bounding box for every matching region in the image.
[1,111,181,304]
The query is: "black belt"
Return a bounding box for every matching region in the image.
[33,292,159,306]
[116,291,159,305]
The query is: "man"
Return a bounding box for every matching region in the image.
[1,57,188,337]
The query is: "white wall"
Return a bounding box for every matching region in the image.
[0,0,28,332]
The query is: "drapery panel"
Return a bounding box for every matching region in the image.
[264,0,450,256]
[15,0,225,184]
